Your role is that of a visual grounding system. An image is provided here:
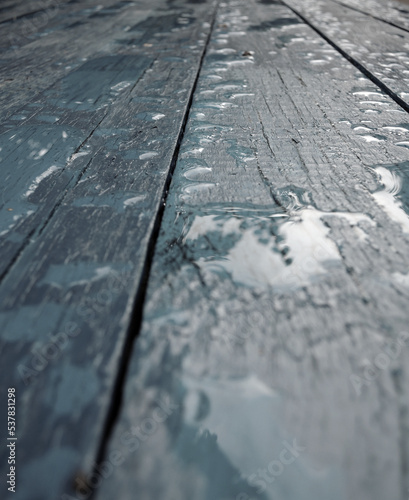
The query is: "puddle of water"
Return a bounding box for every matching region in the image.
[183,374,282,475]
[172,372,345,500]
[183,208,288,289]
[371,162,409,233]
[180,190,372,292]
[225,140,255,169]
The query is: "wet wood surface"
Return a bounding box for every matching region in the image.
[284,0,409,110]
[99,1,409,500]
[0,0,217,498]
[2,0,409,499]
[334,0,409,32]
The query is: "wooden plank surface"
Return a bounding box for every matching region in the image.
[0,1,124,49]
[0,0,43,24]
[0,0,161,281]
[98,1,409,500]
[0,0,153,122]
[283,0,409,111]
[333,0,409,32]
[0,1,217,499]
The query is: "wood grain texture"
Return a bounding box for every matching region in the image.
[99,1,409,500]
[0,53,150,280]
[283,0,409,110]
[0,1,217,499]
[0,0,201,282]
[0,0,154,121]
[0,0,125,49]
[333,0,409,32]
[0,0,47,24]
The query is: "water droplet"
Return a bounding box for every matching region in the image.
[139,151,158,160]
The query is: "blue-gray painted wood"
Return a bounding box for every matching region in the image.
[0,0,126,50]
[99,1,409,500]
[283,0,409,110]
[0,1,155,122]
[0,1,217,499]
[333,0,409,32]
[0,53,152,279]
[0,0,36,23]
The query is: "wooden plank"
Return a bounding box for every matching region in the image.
[0,0,120,48]
[0,0,184,276]
[0,0,39,24]
[332,0,409,33]
[0,0,154,122]
[283,0,409,111]
[98,1,409,500]
[0,0,111,26]
[0,34,152,279]
[0,1,217,499]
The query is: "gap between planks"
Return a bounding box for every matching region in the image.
[281,0,409,114]
[88,1,221,494]
[331,0,409,34]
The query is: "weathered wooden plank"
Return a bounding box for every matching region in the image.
[333,0,409,33]
[0,0,113,48]
[283,0,409,111]
[0,0,139,51]
[0,0,180,278]
[0,0,112,26]
[0,56,150,280]
[99,1,409,500]
[0,1,217,499]
[0,0,154,122]
[0,0,38,24]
